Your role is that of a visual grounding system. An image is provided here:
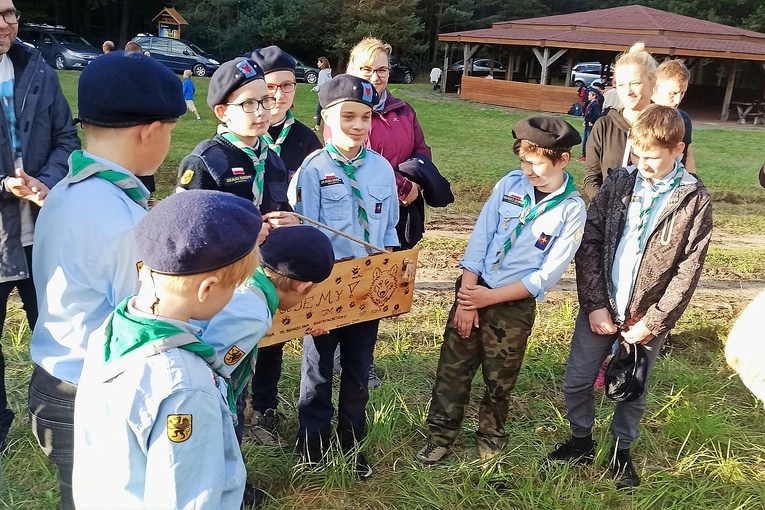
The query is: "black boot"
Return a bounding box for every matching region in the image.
[0,408,15,453]
[609,447,640,489]
[296,429,331,468]
[338,427,372,479]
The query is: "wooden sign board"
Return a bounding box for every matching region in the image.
[259,249,418,347]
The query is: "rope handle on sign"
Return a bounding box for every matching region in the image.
[291,212,387,254]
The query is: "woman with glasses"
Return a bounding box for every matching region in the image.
[177,56,291,244]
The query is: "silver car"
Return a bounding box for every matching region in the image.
[571,62,610,87]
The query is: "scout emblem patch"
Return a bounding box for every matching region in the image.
[180,169,194,185]
[502,194,524,207]
[361,82,374,103]
[236,60,259,78]
[167,414,192,443]
[375,202,382,214]
[224,345,245,366]
[535,233,552,250]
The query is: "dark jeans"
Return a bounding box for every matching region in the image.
[582,125,593,158]
[314,103,322,125]
[28,365,77,510]
[251,343,283,413]
[298,320,379,446]
[0,245,38,410]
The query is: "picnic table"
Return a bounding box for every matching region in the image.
[731,101,765,125]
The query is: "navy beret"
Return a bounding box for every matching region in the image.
[207,57,265,110]
[136,190,263,276]
[78,51,186,127]
[260,225,334,283]
[319,74,378,109]
[249,46,296,75]
[512,117,581,150]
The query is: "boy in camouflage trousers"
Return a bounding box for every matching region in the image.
[416,117,586,464]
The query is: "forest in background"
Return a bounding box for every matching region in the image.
[15,0,765,70]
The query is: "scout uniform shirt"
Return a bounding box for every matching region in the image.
[288,146,399,258]
[460,170,586,300]
[73,297,245,510]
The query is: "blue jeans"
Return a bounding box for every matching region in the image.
[298,320,379,449]
[582,125,593,158]
[28,365,77,510]
[251,343,283,413]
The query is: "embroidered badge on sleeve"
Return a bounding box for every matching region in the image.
[224,345,245,366]
[167,414,193,443]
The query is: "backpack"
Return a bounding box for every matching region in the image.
[568,103,583,116]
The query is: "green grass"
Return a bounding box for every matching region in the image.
[1,75,764,509]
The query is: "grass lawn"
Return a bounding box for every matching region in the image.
[0,73,763,509]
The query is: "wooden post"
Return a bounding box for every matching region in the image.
[721,60,738,121]
[506,51,514,81]
[463,44,470,77]
[441,43,449,93]
[565,53,575,87]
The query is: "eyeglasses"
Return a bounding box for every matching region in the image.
[0,10,20,24]
[359,66,389,78]
[266,82,296,94]
[227,97,277,113]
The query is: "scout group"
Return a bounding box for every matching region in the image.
[1,27,717,510]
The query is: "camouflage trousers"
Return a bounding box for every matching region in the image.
[426,280,536,453]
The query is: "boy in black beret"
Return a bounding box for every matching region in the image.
[243,45,323,447]
[416,116,587,465]
[287,74,399,478]
[177,57,296,244]
[72,190,262,509]
[29,51,186,508]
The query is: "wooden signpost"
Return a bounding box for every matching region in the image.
[258,249,418,347]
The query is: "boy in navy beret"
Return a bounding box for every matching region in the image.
[244,45,323,448]
[287,74,399,478]
[29,51,186,508]
[177,57,296,244]
[416,116,587,465]
[72,190,262,509]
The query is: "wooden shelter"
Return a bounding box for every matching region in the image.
[152,7,188,39]
[438,5,765,119]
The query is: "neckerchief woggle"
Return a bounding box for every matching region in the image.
[260,110,294,156]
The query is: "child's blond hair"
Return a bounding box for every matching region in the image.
[183,69,192,79]
[512,139,570,166]
[348,38,392,70]
[656,59,690,84]
[629,104,684,150]
[615,42,658,87]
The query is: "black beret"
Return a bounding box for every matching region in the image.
[207,57,265,110]
[136,190,263,276]
[319,74,378,109]
[249,46,296,75]
[78,51,186,127]
[260,225,335,283]
[512,117,581,150]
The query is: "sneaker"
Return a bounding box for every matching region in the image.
[0,408,14,453]
[241,483,270,509]
[415,443,450,466]
[547,437,596,465]
[249,409,281,447]
[594,359,609,389]
[578,156,586,162]
[610,448,640,489]
[367,364,382,390]
[354,452,373,479]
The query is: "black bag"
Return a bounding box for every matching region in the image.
[605,341,649,402]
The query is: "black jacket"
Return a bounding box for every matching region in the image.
[266,119,321,178]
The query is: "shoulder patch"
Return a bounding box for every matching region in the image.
[224,345,245,366]
[180,169,194,185]
[167,414,192,443]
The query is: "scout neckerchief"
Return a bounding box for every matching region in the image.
[217,124,267,207]
[325,141,373,252]
[68,150,149,210]
[491,173,578,270]
[373,90,388,113]
[227,267,281,400]
[635,164,683,250]
[103,297,238,417]
[260,110,294,156]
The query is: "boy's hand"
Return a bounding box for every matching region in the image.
[457,285,494,310]
[257,223,272,245]
[621,320,654,345]
[588,308,618,335]
[263,211,300,228]
[454,304,478,338]
[306,326,330,337]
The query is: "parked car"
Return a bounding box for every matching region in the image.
[571,62,611,88]
[449,59,507,76]
[18,24,100,70]
[389,56,415,84]
[294,58,319,84]
[131,34,221,77]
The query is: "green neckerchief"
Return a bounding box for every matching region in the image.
[226,267,280,403]
[217,124,267,207]
[104,297,237,417]
[492,172,578,270]
[68,150,149,210]
[260,110,294,156]
[325,141,372,250]
[635,164,683,250]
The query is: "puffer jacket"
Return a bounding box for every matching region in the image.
[575,166,712,336]
[0,42,80,282]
